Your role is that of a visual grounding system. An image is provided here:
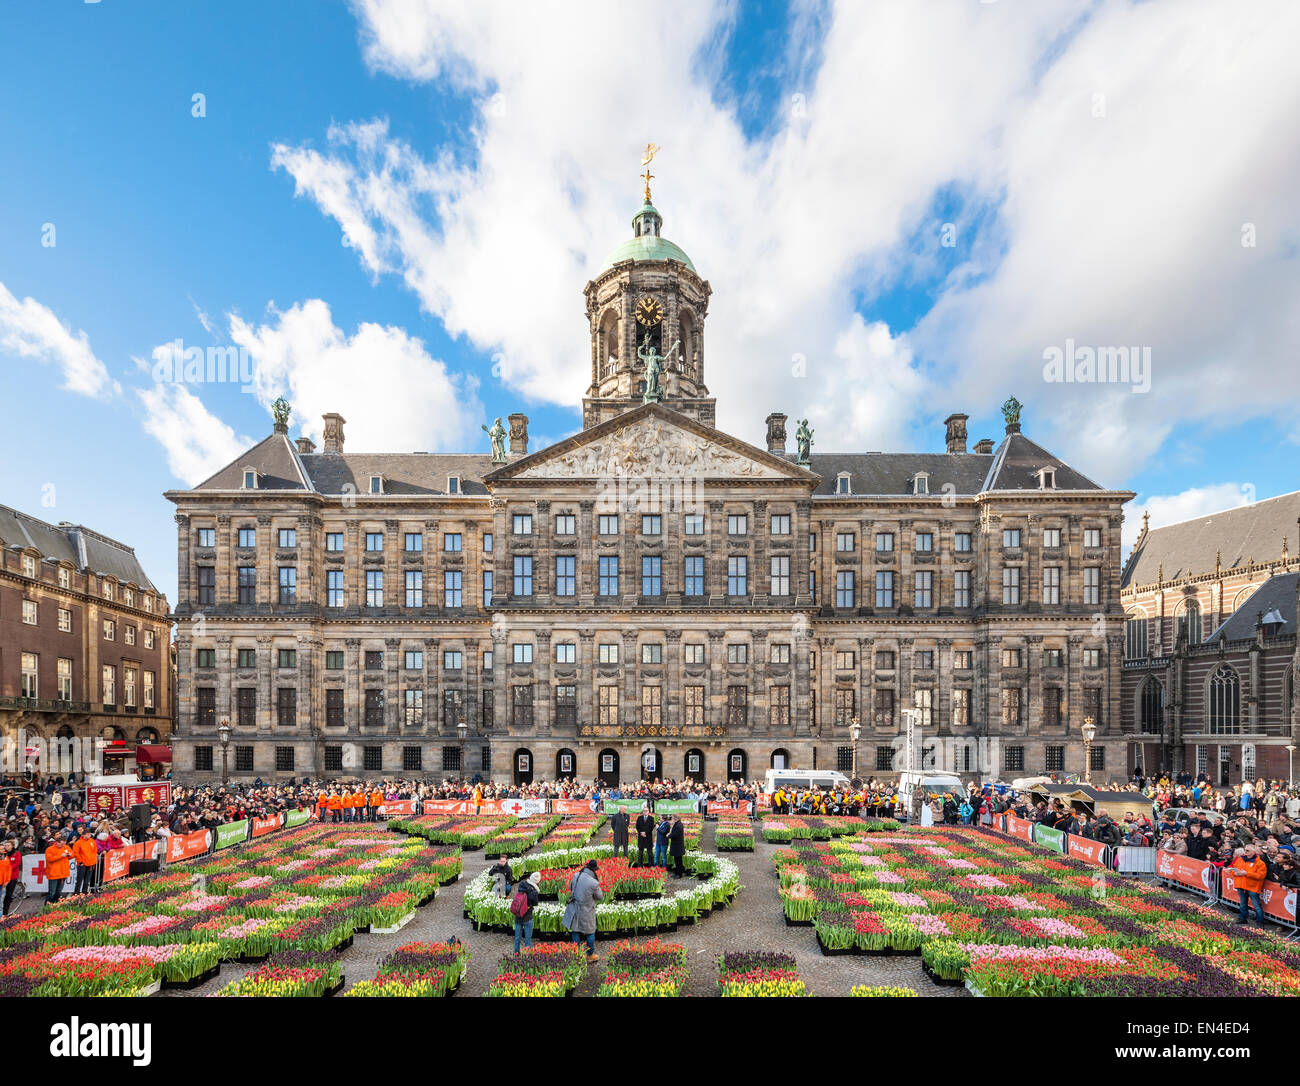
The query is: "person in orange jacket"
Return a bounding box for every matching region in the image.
[72,826,99,896]
[327,791,343,823]
[1,842,20,917]
[1229,845,1269,925]
[368,788,384,822]
[347,789,364,823]
[317,791,330,821]
[44,837,74,906]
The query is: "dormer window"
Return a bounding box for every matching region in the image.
[242,468,259,489]
[447,476,461,495]
[369,475,384,495]
[21,555,36,579]
[836,473,851,495]
[912,472,929,495]
[1035,467,1057,490]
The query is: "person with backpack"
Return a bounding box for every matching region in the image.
[511,871,541,953]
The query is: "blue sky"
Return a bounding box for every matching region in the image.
[1,0,1297,602]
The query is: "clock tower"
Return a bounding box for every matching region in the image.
[582,158,714,429]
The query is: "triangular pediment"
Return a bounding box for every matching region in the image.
[484,404,817,484]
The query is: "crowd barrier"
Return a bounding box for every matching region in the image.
[1155,849,1297,931]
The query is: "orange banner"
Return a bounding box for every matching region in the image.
[1004,814,1035,841]
[552,800,594,815]
[166,828,213,864]
[1155,850,1217,895]
[101,841,165,884]
[707,801,753,815]
[1220,867,1298,925]
[378,799,420,817]
[1066,835,1109,866]
[250,813,283,837]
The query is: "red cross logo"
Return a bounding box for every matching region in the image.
[29,859,46,886]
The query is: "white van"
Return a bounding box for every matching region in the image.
[897,771,966,811]
[762,768,852,795]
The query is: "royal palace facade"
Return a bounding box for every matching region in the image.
[167,194,1136,785]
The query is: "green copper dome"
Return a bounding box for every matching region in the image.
[597,202,696,274]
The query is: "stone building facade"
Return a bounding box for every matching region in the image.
[166,196,1135,785]
[1120,492,1300,782]
[0,504,172,778]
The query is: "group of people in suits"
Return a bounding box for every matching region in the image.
[607,806,687,877]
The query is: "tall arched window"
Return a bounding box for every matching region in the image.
[1177,600,1202,646]
[1208,665,1240,735]
[1139,679,1164,734]
[1125,613,1148,659]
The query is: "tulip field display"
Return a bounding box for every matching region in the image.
[712,811,754,851]
[768,827,1300,996]
[533,814,606,852]
[482,815,563,857]
[716,950,807,997]
[344,940,471,997]
[463,844,742,938]
[0,824,459,997]
[762,816,898,843]
[485,942,589,996]
[389,814,518,850]
[598,939,688,996]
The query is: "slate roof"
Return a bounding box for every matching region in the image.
[1206,572,1298,642]
[1122,490,1300,587]
[191,433,309,491]
[302,453,502,496]
[0,503,158,590]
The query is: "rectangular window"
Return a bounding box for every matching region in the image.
[366,570,384,607]
[444,532,462,552]
[1083,567,1100,606]
[683,555,704,596]
[598,514,619,536]
[277,687,297,727]
[368,650,389,671]
[641,555,662,596]
[598,556,619,596]
[727,514,748,536]
[727,643,748,665]
[405,570,424,608]
[278,528,297,549]
[915,650,934,669]
[237,648,256,669]
[915,532,933,553]
[770,514,791,535]
[20,654,39,699]
[1043,648,1063,668]
[482,571,493,608]
[511,685,534,728]
[144,629,155,649]
[404,532,423,552]
[873,688,894,728]
[512,555,533,596]
[196,566,215,606]
[553,555,575,597]
[197,528,215,548]
[727,556,748,596]
[1046,746,1065,772]
[21,600,38,625]
[1002,648,1021,668]
[1043,528,1061,548]
[554,685,577,728]
[597,686,619,726]
[874,570,893,608]
[641,685,662,727]
[684,514,704,536]
[555,642,576,664]
[834,687,855,726]
[238,566,257,605]
[1083,528,1101,548]
[1002,566,1021,605]
[554,514,575,536]
[770,685,791,729]
[365,532,384,552]
[1001,688,1022,727]
[768,555,790,596]
[641,643,662,664]
[1090,747,1105,772]
[237,687,256,727]
[1083,686,1102,725]
[1044,687,1062,726]
[326,651,344,670]
[196,648,216,668]
[953,650,972,669]
[1004,745,1025,772]
[875,746,895,771]
[443,689,464,730]
[727,686,747,727]
[56,657,72,702]
[835,531,855,552]
[599,643,619,665]
[1002,528,1021,548]
[483,650,493,671]
[1083,648,1101,668]
[835,650,856,670]
[278,567,297,605]
[193,746,213,771]
[875,532,894,553]
[325,532,343,552]
[875,650,895,670]
[641,514,662,536]
[364,688,385,726]
[443,651,463,671]
[835,570,855,608]
[364,746,382,771]
[483,532,493,553]
[403,746,423,771]
[194,685,215,726]
[684,686,704,726]
[274,747,294,772]
[277,648,297,669]
[952,687,970,727]
[512,643,534,665]
[770,642,791,664]
[57,608,71,633]
[235,747,254,773]
[1042,566,1060,605]
[913,570,933,608]
[949,569,970,608]
[954,532,972,553]
[324,569,344,608]
[324,745,343,770]
[684,643,704,665]
[404,689,423,726]
[440,570,461,608]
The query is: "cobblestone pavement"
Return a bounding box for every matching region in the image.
[165,821,969,997]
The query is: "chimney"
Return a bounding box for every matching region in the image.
[943,413,968,454]
[321,413,346,454]
[973,438,994,455]
[765,412,787,454]
[295,436,316,454]
[508,413,529,455]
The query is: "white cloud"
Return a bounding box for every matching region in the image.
[266,0,1300,479]
[137,379,250,486]
[227,298,482,453]
[0,280,116,399]
[1123,482,1255,555]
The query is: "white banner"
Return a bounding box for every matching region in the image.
[497,797,547,817]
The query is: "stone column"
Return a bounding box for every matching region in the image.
[256,515,273,606]
[256,635,273,732]
[535,629,552,735]
[385,637,401,735]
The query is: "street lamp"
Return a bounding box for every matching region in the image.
[849,715,861,781]
[1286,744,1296,788]
[217,718,231,786]
[1081,716,1097,786]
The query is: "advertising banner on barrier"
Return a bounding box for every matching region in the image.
[251,813,282,838]
[1155,850,1217,895]
[1220,868,1298,926]
[1033,825,1066,853]
[284,808,312,828]
[375,800,418,818]
[102,841,165,884]
[653,799,698,814]
[166,828,213,864]
[22,853,75,893]
[603,798,649,814]
[707,801,753,815]
[1067,835,1109,866]
[216,820,250,850]
[552,800,594,815]
[1004,814,1035,841]
[422,799,510,815]
[497,797,548,817]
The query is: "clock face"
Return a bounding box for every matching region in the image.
[635,296,664,326]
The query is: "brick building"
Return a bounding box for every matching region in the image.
[0,504,172,779]
[166,193,1135,785]
[1120,492,1300,783]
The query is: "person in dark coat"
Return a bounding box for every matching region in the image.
[654,814,671,868]
[609,808,630,858]
[634,807,656,867]
[668,814,686,878]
